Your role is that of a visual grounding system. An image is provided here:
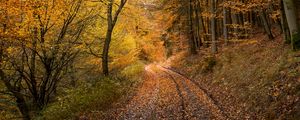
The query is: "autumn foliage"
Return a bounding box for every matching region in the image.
[0,0,299,119]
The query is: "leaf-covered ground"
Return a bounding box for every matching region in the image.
[108,64,227,120]
[170,36,300,119]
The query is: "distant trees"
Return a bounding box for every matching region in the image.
[162,0,300,54]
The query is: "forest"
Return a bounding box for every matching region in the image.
[0,0,299,120]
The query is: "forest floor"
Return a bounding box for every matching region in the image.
[104,64,227,120]
[169,34,300,120]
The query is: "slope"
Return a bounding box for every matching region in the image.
[170,35,300,119]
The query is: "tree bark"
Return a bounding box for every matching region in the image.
[102,0,127,75]
[102,0,113,75]
[260,10,274,40]
[223,5,229,45]
[211,0,217,53]
[280,0,291,43]
[16,96,31,120]
[283,0,300,50]
[188,0,197,54]
[195,2,205,47]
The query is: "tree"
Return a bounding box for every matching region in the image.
[0,0,87,118]
[102,0,128,76]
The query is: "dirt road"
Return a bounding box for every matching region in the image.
[115,64,227,120]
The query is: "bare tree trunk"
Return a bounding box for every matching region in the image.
[211,0,217,53]
[223,5,229,45]
[193,3,202,48]
[188,0,197,54]
[280,0,291,43]
[102,0,113,76]
[260,10,274,40]
[231,11,239,39]
[16,96,31,120]
[283,0,300,50]
[195,9,203,47]
[102,0,127,75]
[31,28,39,110]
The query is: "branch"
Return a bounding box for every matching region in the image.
[112,0,127,26]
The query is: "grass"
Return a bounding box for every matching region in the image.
[38,77,124,120]
[172,39,300,119]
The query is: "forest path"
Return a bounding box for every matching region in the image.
[115,64,227,120]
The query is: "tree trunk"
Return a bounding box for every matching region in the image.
[260,10,274,40]
[31,28,39,109]
[102,0,114,76]
[102,28,112,76]
[16,96,31,120]
[223,6,229,45]
[194,1,203,48]
[280,0,291,43]
[211,0,217,53]
[188,0,197,54]
[283,0,300,50]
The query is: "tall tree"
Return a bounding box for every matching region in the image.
[102,0,128,76]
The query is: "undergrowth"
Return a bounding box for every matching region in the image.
[35,61,145,120]
[37,77,124,119]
